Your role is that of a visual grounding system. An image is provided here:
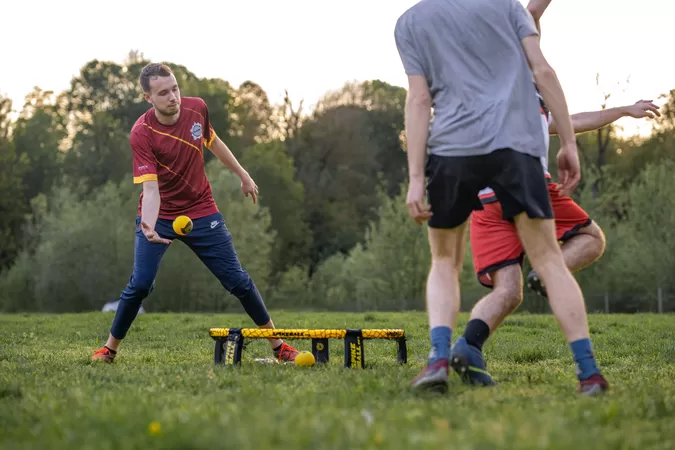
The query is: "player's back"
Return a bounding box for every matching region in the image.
[394,0,546,159]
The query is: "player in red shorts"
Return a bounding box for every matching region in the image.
[449,0,661,388]
[91,63,300,363]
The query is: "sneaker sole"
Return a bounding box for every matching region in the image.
[527,274,548,298]
[412,379,448,394]
[580,384,607,397]
[450,354,470,383]
[450,353,496,386]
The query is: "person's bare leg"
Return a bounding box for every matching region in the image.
[515,215,588,341]
[561,223,606,272]
[469,265,524,332]
[426,224,467,332]
[449,265,523,385]
[104,335,121,352]
[258,320,283,350]
[514,214,607,393]
[528,222,606,296]
[411,222,468,391]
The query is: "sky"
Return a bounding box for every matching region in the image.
[1,0,673,137]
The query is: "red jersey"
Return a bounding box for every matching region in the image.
[130,97,219,220]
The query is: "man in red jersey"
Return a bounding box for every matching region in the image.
[92,63,300,363]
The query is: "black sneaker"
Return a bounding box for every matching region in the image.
[527,270,548,298]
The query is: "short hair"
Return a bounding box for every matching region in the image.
[139,63,174,93]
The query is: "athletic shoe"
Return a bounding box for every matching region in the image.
[274,342,299,362]
[410,358,449,393]
[91,346,116,363]
[578,373,609,396]
[527,270,548,298]
[450,337,496,386]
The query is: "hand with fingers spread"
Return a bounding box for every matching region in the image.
[622,100,661,119]
[406,176,433,224]
[141,221,173,245]
[557,142,581,197]
[240,172,259,204]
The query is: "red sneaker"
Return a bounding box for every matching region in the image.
[577,373,609,396]
[274,342,299,362]
[410,359,449,393]
[91,346,116,363]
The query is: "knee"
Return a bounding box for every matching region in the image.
[431,256,463,275]
[494,282,523,310]
[125,276,155,299]
[588,223,606,258]
[228,272,253,297]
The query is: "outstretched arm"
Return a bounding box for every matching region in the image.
[549,100,661,135]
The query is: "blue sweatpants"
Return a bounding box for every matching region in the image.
[110,212,271,339]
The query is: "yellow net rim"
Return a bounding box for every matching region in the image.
[209,328,405,340]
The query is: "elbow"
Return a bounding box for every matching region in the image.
[142,181,160,199]
[527,6,541,22]
[407,91,432,109]
[531,63,556,82]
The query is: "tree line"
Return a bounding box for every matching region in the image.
[1,52,674,314]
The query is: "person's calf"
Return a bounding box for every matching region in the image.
[514,215,605,389]
[424,225,467,366]
[469,264,524,335]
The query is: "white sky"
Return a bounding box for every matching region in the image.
[1,0,673,137]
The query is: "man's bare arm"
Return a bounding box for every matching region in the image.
[549,100,662,135]
[521,36,575,146]
[405,75,432,179]
[139,181,171,244]
[208,135,248,178]
[207,134,259,203]
[141,181,162,230]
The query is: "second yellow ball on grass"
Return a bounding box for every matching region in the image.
[294,351,315,367]
[172,215,193,236]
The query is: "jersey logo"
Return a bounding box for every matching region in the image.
[190,122,203,141]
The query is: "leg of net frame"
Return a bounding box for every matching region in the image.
[312,338,329,363]
[397,337,407,364]
[344,329,365,368]
[214,328,244,366]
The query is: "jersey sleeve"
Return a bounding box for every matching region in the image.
[130,128,158,184]
[511,0,539,41]
[394,15,426,76]
[200,98,217,149]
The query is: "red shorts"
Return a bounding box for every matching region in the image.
[471,183,592,288]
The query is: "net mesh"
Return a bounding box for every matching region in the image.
[209,328,405,339]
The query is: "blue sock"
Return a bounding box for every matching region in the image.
[428,326,452,364]
[570,338,600,380]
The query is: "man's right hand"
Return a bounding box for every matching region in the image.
[556,142,581,197]
[141,221,172,245]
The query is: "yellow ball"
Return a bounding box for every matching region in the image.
[172,215,193,236]
[294,351,315,367]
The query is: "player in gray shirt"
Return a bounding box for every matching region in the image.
[394,0,607,396]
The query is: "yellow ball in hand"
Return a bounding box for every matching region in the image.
[172,215,193,236]
[294,351,315,367]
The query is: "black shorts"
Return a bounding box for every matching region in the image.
[425,148,553,229]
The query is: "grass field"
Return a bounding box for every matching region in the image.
[0,311,674,450]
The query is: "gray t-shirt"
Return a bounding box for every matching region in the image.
[394,0,547,158]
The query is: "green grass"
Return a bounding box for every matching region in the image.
[0,312,674,450]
